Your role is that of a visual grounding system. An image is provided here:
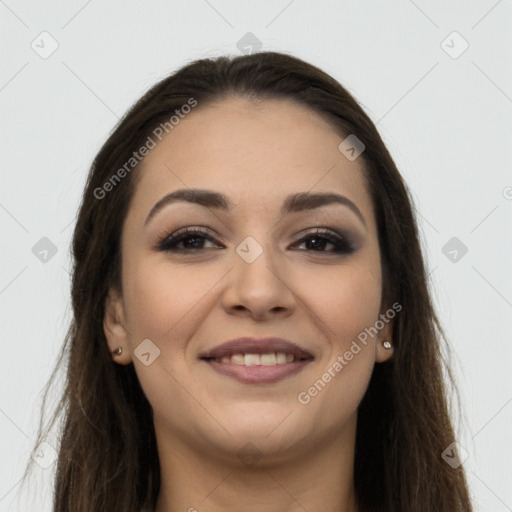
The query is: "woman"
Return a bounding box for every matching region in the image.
[21,51,474,511]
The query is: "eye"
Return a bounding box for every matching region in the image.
[155,226,356,255]
[290,229,355,254]
[155,226,223,253]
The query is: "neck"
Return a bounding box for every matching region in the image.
[153,415,359,512]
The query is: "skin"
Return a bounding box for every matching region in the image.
[103,96,394,512]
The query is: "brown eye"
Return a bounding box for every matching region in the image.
[156,227,223,253]
[291,229,355,254]
[155,226,356,255]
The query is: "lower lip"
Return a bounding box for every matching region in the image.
[202,359,313,384]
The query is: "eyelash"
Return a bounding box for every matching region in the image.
[155,226,356,255]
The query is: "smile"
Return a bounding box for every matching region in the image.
[199,337,314,384]
[202,352,313,384]
[214,352,296,365]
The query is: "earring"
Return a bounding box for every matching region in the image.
[383,340,392,349]
[112,346,123,357]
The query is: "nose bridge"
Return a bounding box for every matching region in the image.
[235,233,282,288]
[222,232,295,317]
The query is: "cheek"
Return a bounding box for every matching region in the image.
[122,257,225,347]
[293,264,381,419]
[121,259,221,414]
[303,261,382,348]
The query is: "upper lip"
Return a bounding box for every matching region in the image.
[198,337,314,360]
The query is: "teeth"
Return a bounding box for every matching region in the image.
[244,354,260,366]
[276,352,287,364]
[217,352,297,366]
[260,353,276,365]
[231,354,245,365]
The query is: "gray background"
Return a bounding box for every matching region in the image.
[1,1,511,510]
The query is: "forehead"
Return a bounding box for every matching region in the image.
[129,96,374,224]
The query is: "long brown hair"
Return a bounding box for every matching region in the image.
[19,51,474,512]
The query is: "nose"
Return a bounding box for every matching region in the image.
[220,241,296,321]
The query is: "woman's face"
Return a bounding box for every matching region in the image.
[104,96,394,464]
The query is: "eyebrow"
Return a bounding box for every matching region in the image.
[144,188,367,228]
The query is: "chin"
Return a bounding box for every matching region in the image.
[222,402,294,432]
[216,433,307,469]
[219,411,308,452]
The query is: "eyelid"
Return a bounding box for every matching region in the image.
[154,224,359,255]
[153,225,222,251]
[291,226,356,245]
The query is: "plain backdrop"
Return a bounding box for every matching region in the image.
[1,1,511,511]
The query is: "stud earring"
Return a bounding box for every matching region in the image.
[112,346,123,357]
[383,340,392,349]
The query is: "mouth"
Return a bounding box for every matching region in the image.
[198,337,314,384]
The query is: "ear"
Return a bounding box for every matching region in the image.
[103,286,132,365]
[375,303,396,363]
